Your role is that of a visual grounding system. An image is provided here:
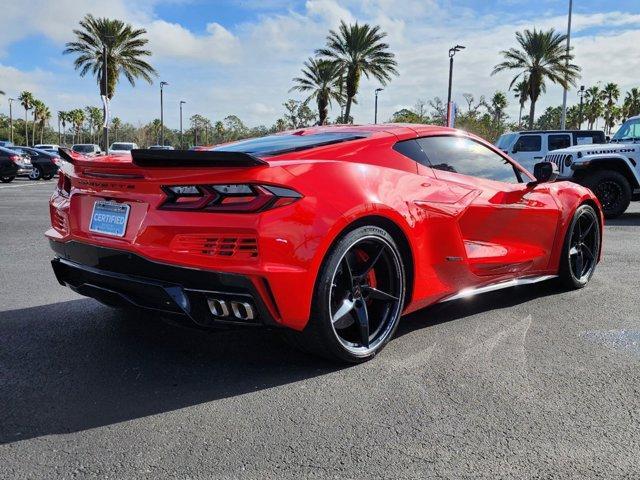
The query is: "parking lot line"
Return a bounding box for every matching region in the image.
[0,182,56,190]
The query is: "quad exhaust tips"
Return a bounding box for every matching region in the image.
[207,297,255,321]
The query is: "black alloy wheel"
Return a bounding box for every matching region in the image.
[560,204,601,289]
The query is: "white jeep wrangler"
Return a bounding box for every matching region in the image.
[544,115,640,218]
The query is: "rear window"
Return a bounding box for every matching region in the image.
[111,143,134,151]
[212,132,368,156]
[73,145,95,153]
[496,133,516,149]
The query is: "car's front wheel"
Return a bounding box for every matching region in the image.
[285,225,406,363]
[585,170,631,218]
[28,167,42,181]
[559,204,601,289]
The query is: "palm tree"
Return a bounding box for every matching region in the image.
[316,21,398,123]
[31,99,45,146]
[492,28,580,129]
[623,88,640,120]
[84,106,102,142]
[512,79,529,127]
[600,82,620,135]
[584,86,603,129]
[70,109,85,144]
[111,117,121,141]
[18,91,34,145]
[38,105,51,144]
[63,14,157,100]
[290,58,344,125]
[487,91,508,124]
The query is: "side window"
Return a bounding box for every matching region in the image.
[417,136,521,183]
[393,139,429,166]
[548,134,571,151]
[513,135,541,152]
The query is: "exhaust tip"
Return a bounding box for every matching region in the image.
[207,297,256,322]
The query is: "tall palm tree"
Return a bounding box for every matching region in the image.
[63,14,157,100]
[623,88,640,120]
[492,28,580,129]
[512,79,529,127]
[111,117,121,141]
[488,91,508,124]
[290,58,344,125]
[59,111,70,145]
[70,109,85,144]
[38,105,51,144]
[31,99,45,146]
[600,82,620,135]
[584,85,603,129]
[316,21,398,123]
[18,91,34,145]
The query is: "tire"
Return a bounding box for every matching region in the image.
[284,225,406,363]
[28,167,42,181]
[585,170,631,219]
[1,176,15,183]
[559,204,601,289]
[42,173,54,180]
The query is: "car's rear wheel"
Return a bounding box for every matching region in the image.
[585,170,631,218]
[285,226,406,363]
[559,204,601,289]
[28,167,42,180]
[42,173,54,180]
[1,176,15,183]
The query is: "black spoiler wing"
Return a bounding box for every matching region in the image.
[130,149,267,167]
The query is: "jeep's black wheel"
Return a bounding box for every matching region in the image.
[559,204,601,289]
[586,170,631,219]
[284,226,406,363]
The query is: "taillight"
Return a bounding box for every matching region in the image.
[9,155,20,164]
[160,184,302,213]
[57,172,71,196]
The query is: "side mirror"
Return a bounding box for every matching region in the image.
[529,161,558,186]
[511,145,519,154]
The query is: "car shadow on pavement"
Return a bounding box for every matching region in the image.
[606,212,640,227]
[0,299,339,444]
[0,280,565,445]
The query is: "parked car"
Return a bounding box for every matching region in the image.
[72,144,102,156]
[109,142,138,155]
[10,147,59,180]
[0,140,15,148]
[148,145,175,150]
[34,144,60,154]
[49,125,603,362]
[544,115,640,218]
[0,146,21,182]
[496,130,606,172]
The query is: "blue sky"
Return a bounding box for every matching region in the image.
[1,0,639,130]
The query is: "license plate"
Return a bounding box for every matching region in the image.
[89,200,130,237]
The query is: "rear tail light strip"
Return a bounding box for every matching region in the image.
[160,184,302,213]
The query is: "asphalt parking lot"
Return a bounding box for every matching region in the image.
[1,177,639,479]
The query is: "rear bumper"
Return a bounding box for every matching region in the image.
[50,240,278,328]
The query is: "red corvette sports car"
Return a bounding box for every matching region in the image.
[47,124,603,362]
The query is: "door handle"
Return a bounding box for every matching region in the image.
[534,156,543,160]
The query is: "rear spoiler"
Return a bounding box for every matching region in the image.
[130,149,267,167]
[58,147,81,164]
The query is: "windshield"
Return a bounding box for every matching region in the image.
[611,118,640,142]
[111,143,134,151]
[495,133,516,149]
[212,132,368,156]
[73,145,95,153]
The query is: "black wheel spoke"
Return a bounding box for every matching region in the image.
[575,251,584,277]
[581,218,595,240]
[341,254,355,286]
[353,300,370,348]
[332,297,355,327]
[362,285,398,302]
[582,243,595,261]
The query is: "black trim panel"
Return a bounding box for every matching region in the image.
[131,149,267,167]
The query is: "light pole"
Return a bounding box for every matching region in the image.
[374,88,383,124]
[101,40,111,154]
[57,112,61,145]
[577,85,586,130]
[8,98,15,144]
[560,0,573,130]
[447,45,465,126]
[179,100,186,149]
[160,81,168,146]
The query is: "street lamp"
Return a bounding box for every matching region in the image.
[8,98,15,144]
[179,100,186,149]
[560,0,574,130]
[447,44,465,126]
[160,81,169,146]
[374,88,383,124]
[578,85,586,130]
